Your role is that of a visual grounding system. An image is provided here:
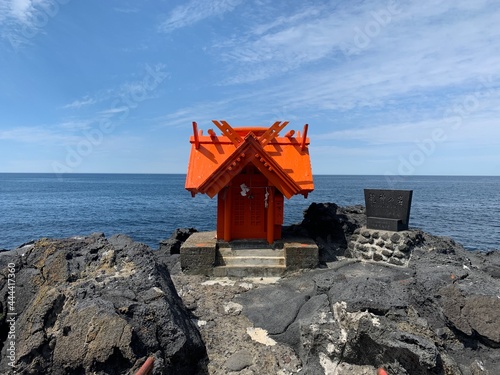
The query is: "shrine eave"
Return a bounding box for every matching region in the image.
[185,133,313,199]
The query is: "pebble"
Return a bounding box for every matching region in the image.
[225,350,254,371]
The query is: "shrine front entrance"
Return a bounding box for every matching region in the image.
[230,167,268,239]
[216,164,286,243]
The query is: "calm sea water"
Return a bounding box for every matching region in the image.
[0,174,498,251]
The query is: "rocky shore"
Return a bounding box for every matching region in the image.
[1,203,500,374]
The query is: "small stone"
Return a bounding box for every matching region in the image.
[358,236,369,244]
[382,249,394,257]
[389,257,405,266]
[348,242,355,250]
[368,238,374,244]
[393,251,406,259]
[404,238,414,246]
[381,233,390,241]
[376,240,385,247]
[385,243,394,250]
[361,252,372,260]
[373,253,383,262]
[360,245,370,253]
[398,244,409,253]
[372,231,380,239]
[356,243,366,251]
[223,301,243,316]
[390,233,401,243]
[225,350,254,371]
[354,228,361,235]
[361,230,371,238]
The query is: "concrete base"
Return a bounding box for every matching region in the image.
[180,231,318,276]
[180,231,217,275]
[282,235,319,271]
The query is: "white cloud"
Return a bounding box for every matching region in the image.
[9,0,31,23]
[0,0,63,47]
[63,97,96,109]
[213,0,500,88]
[159,0,243,33]
[0,126,80,144]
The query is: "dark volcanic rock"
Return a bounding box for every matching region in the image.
[287,203,365,262]
[0,233,207,375]
[155,228,198,275]
[470,250,500,279]
[236,214,500,374]
[159,228,198,255]
[235,278,317,335]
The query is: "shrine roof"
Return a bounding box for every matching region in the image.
[185,121,314,199]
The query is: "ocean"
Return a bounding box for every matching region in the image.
[0,174,499,251]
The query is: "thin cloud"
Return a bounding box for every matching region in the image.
[0,126,80,144]
[214,1,500,86]
[0,0,60,47]
[63,97,97,109]
[113,7,140,14]
[159,0,243,33]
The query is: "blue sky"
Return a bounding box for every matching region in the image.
[0,0,499,176]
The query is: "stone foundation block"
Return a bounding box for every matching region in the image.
[284,240,319,270]
[180,231,217,275]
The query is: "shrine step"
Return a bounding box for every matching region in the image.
[214,248,286,276]
[217,248,285,266]
[213,265,286,277]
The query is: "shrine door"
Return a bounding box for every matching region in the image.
[230,166,268,239]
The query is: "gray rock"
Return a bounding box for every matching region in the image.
[0,234,207,375]
[158,227,197,254]
[225,350,253,371]
[381,249,394,257]
[390,233,401,243]
[236,227,500,374]
[439,285,500,346]
[358,236,369,244]
[235,278,316,335]
[288,203,365,260]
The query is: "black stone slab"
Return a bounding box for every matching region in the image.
[366,217,402,231]
[364,189,413,231]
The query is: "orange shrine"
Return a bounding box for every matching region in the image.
[185,120,314,244]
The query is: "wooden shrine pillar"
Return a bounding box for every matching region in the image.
[266,187,275,244]
[223,187,232,242]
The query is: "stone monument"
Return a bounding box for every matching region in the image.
[364,189,413,231]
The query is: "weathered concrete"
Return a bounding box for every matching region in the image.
[180,232,318,276]
[180,231,217,275]
[283,235,319,270]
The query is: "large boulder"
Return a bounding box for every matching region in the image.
[156,228,198,275]
[0,233,207,375]
[285,203,365,262]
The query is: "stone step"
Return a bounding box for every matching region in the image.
[218,248,285,257]
[218,239,278,250]
[213,265,286,278]
[217,248,285,267]
[220,256,285,267]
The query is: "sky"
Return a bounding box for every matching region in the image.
[0,0,499,177]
